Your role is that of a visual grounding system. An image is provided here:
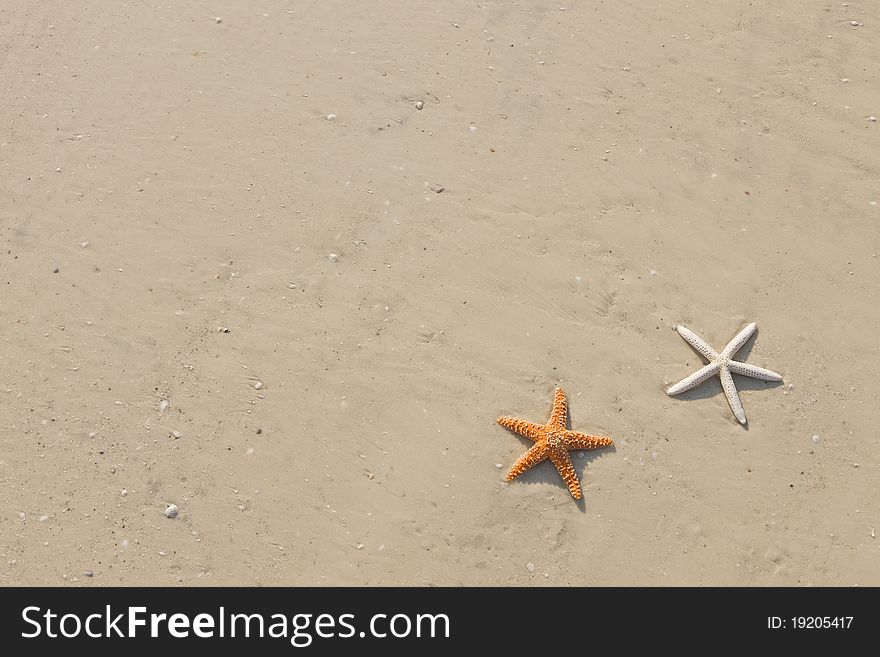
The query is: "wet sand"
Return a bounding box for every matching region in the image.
[1,1,878,585]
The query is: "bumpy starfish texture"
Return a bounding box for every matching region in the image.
[497,387,613,500]
[667,322,782,424]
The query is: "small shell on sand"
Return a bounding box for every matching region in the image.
[171,430,183,439]
[159,399,169,413]
[164,504,179,519]
[254,381,264,390]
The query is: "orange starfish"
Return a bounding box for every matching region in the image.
[498,387,613,500]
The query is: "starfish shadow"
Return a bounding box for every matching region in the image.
[511,445,617,512]
[668,380,782,430]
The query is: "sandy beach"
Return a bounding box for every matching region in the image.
[2,1,879,585]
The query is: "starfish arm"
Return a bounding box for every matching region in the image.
[719,365,747,424]
[675,325,719,361]
[563,430,614,450]
[496,417,545,441]
[667,362,721,395]
[548,387,568,428]
[728,360,782,382]
[721,322,757,359]
[549,449,582,500]
[505,443,548,482]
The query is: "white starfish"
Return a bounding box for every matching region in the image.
[667,322,782,424]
